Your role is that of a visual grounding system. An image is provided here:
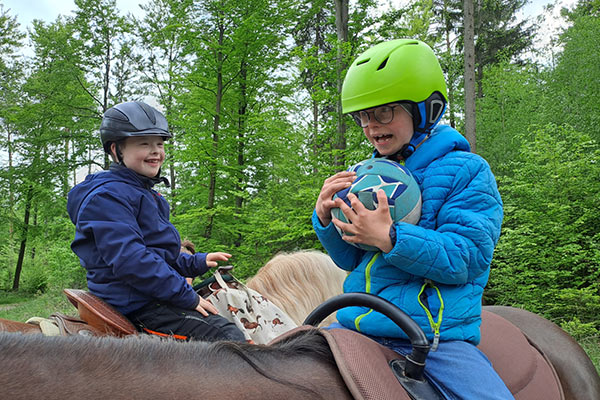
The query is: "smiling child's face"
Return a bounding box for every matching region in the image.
[116,136,165,177]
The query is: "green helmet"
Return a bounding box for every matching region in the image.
[342,39,447,135]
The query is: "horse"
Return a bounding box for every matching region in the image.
[485,305,600,400]
[0,291,589,400]
[249,250,600,400]
[0,328,352,400]
[247,250,346,327]
[1,248,599,399]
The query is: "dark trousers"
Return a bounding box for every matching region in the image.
[127,302,246,342]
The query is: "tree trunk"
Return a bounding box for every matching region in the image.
[103,30,112,170]
[443,9,456,129]
[167,43,177,214]
[63,136,70,197]
[236,61,248,215]
[233,58,249,248]
[334,0,349,168]
[205,19,225,239]
[13,186,33,290]
[7,128,14,239]
[310,19,322,174]
[463,0,477,152]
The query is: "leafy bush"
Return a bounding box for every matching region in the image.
[43,241,86,289]
[487,124,600,329]
[561,317,599,341]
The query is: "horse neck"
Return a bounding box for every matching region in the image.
[0,333,352,400]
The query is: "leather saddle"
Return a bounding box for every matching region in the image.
[62,289,137,337]
[271,312,564,400]
[62,289,564,399]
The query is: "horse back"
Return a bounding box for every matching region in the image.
[484,306,600,400]
[0,318,42,334]
[479,309,564,399]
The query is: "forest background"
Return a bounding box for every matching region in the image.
[0,0,598,367]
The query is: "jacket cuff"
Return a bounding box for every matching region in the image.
[194,252,209,275]
[191,294,200,309]
[389,224,397,248]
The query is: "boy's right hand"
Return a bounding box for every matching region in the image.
[195,295,219,316]
[315,171,356,226]
[206,252,232,268]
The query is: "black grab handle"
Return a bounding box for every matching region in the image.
[303,292,430,380]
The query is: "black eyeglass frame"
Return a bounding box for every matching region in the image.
[349,103,406,128]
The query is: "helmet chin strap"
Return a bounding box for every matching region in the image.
[376,130,430,162]
[401,130,430,159]
[377,97,444,161]
[113,142,127,167]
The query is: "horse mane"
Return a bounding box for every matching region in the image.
[247,250,346,326]
[181,239,196,254]
[0,329,337,399]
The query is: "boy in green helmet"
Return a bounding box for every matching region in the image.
[313,39,513,399]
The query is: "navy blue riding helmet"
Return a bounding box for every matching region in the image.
[100,101,172,159]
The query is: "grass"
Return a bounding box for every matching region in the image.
[0,289,74,322]
[581,337,600,375]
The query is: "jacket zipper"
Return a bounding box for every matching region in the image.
[354,252,380,332]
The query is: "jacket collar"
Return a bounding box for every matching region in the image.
[404,125,470,171]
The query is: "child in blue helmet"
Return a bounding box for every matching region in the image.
[313,40,513,399]
[67,101,245,342]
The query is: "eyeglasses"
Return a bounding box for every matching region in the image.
[350,104,405,128]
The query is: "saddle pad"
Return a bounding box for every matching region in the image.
[270,326,411,400]
[322,328,412,400]
[63,289,137,337]
[479,310,564,400]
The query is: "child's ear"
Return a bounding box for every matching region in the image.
[110,142,119,162]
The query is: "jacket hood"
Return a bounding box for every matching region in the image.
[405,124,470,171]
[67,166,143,224]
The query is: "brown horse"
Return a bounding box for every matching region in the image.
[0,292,586,400]
[485,305,600,400]
[2,248,599,399]
[0,329,352,400]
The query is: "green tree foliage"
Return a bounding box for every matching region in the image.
[487,124,600,334]
[476,60,545,174]
[0,0,598,345]
[473,0,535,96]
[0,4,25,241]
[132,0,195,208]
[71,0,137,170]
[474,0,600,336]
[3,18,96,290]
[545,13,600,143]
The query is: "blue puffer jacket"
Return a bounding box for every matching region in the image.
[67,164,207,315]
[313,125,503,344]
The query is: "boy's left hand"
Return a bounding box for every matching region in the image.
[206,252,232,268]
[332,190,394,253]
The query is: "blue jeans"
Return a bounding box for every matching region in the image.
[326,323,514,400]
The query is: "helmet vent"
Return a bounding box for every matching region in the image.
[377,57,389,71]
[356,58,370,66]
[139,102,157,125]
